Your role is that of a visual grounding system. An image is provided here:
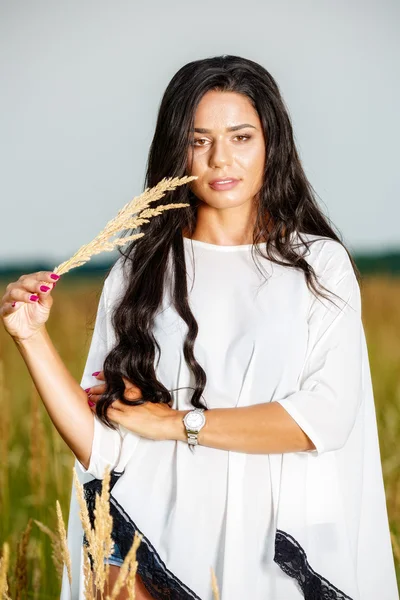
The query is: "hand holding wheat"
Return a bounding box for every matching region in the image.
[0,175,196,342]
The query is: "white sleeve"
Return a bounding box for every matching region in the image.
[75,260,140,478]
[276,243,363,455]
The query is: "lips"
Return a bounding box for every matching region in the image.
[209,177,239,185]
[209,178,240,191]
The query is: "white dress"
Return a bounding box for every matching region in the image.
[61,232,399,600]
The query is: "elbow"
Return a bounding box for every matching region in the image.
[303,433,317,452]
[305,422,358,455]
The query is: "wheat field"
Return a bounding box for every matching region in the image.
[0,274,399,597]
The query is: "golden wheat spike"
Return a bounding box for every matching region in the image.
[210,566,220,600]
[72,469,95,551]
[33,520,64,581]
[53,175,197,276]
[14,519,33,600]
[82,545,94,600]
[55,501,72,587]
[73,466,118,598]
[0,542,10,599]
[91,467,114,595]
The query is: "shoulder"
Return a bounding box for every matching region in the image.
[293,233,361,313]
[293,232,354,280]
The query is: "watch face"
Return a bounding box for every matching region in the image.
[185,411,205,429]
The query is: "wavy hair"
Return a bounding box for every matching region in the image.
[95,54,361,428]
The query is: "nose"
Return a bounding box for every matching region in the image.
[209,138,233,169]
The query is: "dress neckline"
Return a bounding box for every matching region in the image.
[182,231,298,252]
[182,236,268,252]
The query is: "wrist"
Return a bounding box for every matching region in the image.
[13,326,48,348]
[169,409,190,442]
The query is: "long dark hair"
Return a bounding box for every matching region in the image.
[95,54,361,428]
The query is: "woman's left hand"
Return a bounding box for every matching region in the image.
[84,371,181,441]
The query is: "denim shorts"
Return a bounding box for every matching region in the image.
[104,540,124,567]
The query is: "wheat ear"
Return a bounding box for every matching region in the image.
[0,542,10,599]
[14,519,32,600]
[82,545,94,600]
[53,175,197,276]
[33,520,64,580]
[55,500,73,587]
[91,467,114,596]
[73,466,116,598]
[210,566,220,600]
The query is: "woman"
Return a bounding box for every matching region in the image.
[1,55,398,600]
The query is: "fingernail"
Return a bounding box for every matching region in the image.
[11,302,16,307]
[92,371,100,376]
[50,274,60,280]
[30,295,39,302]
[88,400,95,407]
[40,285,50,292]
[84,388,91,393]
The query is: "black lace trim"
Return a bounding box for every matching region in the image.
[83,471,353,600]
[274,530,353,600]
[82,471,202,599]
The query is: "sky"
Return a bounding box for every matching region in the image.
[0,0,399,266]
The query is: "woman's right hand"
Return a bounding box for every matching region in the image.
[0,271,61,341]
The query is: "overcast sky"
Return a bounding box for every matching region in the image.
[1,0,399,267]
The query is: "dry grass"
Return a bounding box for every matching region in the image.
[0,542,11,599]
[14,519,32,600]
[55,501,72,588]
[53,175,196,276]
[0,465,222,599]
[0,274,398,596]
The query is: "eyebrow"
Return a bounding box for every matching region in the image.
[191,123,257,133]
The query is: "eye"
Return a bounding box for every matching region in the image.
[192,135,252,146]
[192,138,208,146]
[235,135,251,142]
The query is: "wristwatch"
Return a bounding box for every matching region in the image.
[182,408,206,452]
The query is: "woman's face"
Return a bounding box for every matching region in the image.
[186,90,266,209]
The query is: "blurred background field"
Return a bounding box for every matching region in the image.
[0,271,399,597]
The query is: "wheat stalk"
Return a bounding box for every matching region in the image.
[390,529,400,565]
[27,539,42,600]
[33,520,64,580]
[14,518,32,600]
[53,175,196,276]
[91,467,114,597]
[82,545,94,600]
[123,532,143,600]
[210,566,220,600]
[73,467,115,598]
[107,530,142,600]
[0,542,10,600]
[56,500,73,588]
[72,469,95,552]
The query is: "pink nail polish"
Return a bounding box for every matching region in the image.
[30,295,39,302]
[51,274,60,280]
[40,285,50,292]
[88,400,95,407]
[11,302,16,307]
[92,371,100,376]
[84,388,91,393]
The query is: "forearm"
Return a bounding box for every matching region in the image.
[14,327,94,466]
[174,402,316,454]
